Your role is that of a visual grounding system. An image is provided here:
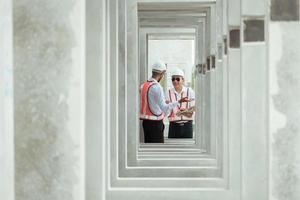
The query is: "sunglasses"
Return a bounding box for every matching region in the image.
[172,77,181,82]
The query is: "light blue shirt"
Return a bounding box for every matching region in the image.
[165,86,195,107]
[147,78,179,116]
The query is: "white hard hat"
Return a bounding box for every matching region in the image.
[172,68,184,77]
[152,61,167,72]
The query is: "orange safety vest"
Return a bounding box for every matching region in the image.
[140,81,165,121]
[168,88,193,122]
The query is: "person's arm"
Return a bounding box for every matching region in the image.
[149,85,188,115]
[156,85,178,114]
[180,88,196,117]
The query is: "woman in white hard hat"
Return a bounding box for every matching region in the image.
[166,68,195,138]
[140,61,189,143]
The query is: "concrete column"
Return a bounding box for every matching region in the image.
[13,0,85,200]
[269,15,300,200]
[0,0,14,199]
[240,0,268,199]
[227,0,242,197]
[85,0,107,199]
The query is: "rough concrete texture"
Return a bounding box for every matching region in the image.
[271,0,299,21]
[13,1,79,200]
[269,22,300,200]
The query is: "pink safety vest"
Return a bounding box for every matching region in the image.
[140,81,165,121]
[168,88,193,122]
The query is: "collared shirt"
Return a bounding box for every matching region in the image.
[147,78,179,116]
[166,86,195,122]
[166,86,195,107]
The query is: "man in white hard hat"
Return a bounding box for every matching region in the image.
[140,61,189,143]
[166,68,195,138]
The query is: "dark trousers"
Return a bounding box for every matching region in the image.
[142,120,164,143]
[168,121,193,138]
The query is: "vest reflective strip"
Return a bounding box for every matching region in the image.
[140,114,164,120]
[168,88,193,121]
[140,81,164,121]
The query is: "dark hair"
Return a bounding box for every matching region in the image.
[152,71,162,77]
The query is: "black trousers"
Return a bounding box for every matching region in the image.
[142,120,165,143]
[168,121,193,138]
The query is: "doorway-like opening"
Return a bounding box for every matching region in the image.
[146,33,196,142]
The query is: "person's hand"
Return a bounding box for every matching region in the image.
[176,108,194,117]
[178,97,189,103]
[181,112,193,118]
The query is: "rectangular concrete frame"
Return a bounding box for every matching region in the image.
[138,27,205,152]
[119,1,224,178]
[110,0,226,185]
[137,2,220,160]
[136,28,221,169]
[127,0,226,173]
[85,0,268,199]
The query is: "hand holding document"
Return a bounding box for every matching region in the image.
[176,106,195,117]
[178,97,189,103]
